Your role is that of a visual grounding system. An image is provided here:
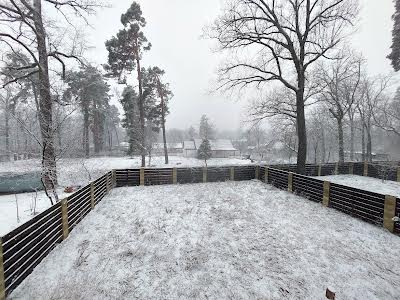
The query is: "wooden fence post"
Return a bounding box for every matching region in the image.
[288,172,293,192]
[112,169,116,188]
[255,166,259,180]
[230,167,234,181]
[318,164,322,177]
[323,181,330,207]
[203,167,207,183]
[0,238,5,300]
[363,161,368,176]
[90,182,95,209]
[349,163,354,175]
[106,172,110,193]
[397,166,400,182]
[140,168,145,186]
[264,167,269,183]
[61,199,69,240]
[172,168,177,184]
[334,162,339,175]
[383,195,396,233]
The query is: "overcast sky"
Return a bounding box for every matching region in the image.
[86,0,396,132]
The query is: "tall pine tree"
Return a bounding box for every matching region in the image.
[388,0,400,71]
[105,2,151,167]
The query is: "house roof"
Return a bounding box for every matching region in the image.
[194,139,237,151]
[153,143,183,149]
[183,141,196,150]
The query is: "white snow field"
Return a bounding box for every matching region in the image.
[316,174,400,198]
[9,181,400,300]
[0,156,252,236]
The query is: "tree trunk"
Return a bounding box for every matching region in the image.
[361,125,366,162]
[337,118,344,163]
[349,116,355,161]
[5,100,10,160]
[157,79,169,164]
[33,0,57,189]
[366,123,372,162]
[296,87,307,174]
[135,46,145,167]
[321,128,326,163]
[83,107,90,158]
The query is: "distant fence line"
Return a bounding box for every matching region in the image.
[268,161,400,182]
[0,163,399,299]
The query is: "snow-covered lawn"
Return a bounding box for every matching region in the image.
[316,175,400,198]
[10,181,400,300]
[0,156,253,236]
[0,156,253,187]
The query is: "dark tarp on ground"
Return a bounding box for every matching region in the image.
[0,172,43,194]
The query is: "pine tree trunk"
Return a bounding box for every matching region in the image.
[321,128,326,163]
[135,45,146,167]
[33,0,57,189]
[296,86,307,174]
[157,78,169,164]
[83,107,90,158]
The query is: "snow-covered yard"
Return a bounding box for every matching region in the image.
[316,174,400,198]
[0,156,253,236]
[9,181,400,300]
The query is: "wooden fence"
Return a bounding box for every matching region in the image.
[0,165,256,299]
[260,166,399,234]
[269,161,400,182]
[1,163,399,299]
[0,171,114,299]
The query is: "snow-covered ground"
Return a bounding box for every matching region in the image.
[316,175,400,198]
[10,181,400,300]
[0,156,254,187]
[0,156,253,236]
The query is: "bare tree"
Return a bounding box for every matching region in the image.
[357,75,392,162]
[208,0,358,173]
[0,0,101,200]
[316,51,363,162]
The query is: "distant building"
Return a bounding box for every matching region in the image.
[152,143,183,155]
[183,139,239,158]
[344,151,391,161]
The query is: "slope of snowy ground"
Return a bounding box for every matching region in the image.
[10,181,400,300]
[0,156,253,235]
[316,175,400,198]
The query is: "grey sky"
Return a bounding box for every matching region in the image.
[86,0,396,131]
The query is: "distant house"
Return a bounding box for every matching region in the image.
[152,143,183,155]
[183,139,239,158]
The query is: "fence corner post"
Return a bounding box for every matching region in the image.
[90,182,95,209]
[106,172,111,193]
[230,167,234,181]
[0,238,5,300]
[318,164,322,177]
[172,168,177,184]
[112,169,116,188]
[334,162,339,175]
[140,168,145,186]
[323,181,330,207]
[363,161,369,176]
[61,199,69,240]
[255,165,259,180]
[265,167,269,183]
[383,195,396,233]
[288,172,293,192]
[349,162,354,175]
[203,167,207,183]
[397,166,400,182]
